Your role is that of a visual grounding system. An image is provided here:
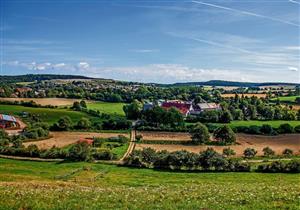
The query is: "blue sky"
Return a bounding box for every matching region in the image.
[0,0,299,83]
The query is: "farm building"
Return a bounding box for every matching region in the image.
[190,103,221,115]
[0,114,21,129]
[161,101,193,117]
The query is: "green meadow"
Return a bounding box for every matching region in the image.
[271,95,300,102]
[0,158,299,210]
[0,104,98,124]
[87,101,126,116]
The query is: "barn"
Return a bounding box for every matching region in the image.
[0,114,21,129]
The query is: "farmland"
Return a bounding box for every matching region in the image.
[23,131,129,149]
[0,97,84,107]
[0,104,97,124]
[0,158,299,209]
[272,95,300,102]
[87,101,126,116]
[227,120,300,128]
[136,131,300,156]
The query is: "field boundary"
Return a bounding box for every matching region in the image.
[0,154,63,162]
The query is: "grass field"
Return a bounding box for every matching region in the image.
[0,158,299,209]
[271,95,300,102]
[0,104,98,124]
[87,101,126,116]
[228,120,300,128]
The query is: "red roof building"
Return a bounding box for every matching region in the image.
[77,138,94,145]
[161,101,193,116]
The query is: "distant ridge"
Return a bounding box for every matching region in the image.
[0,74,299,87]
[169,80,300,87]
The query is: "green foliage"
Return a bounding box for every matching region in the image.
[278,123,294,134]
[222,147,236,157]
[243,148,257,158]
[262,147,275,157]
[123,100,142,120]
[189,122,210,145]
[257,160,300,173]
[67,142,92,161]
[282,148,293,157]
[76,117,91,129]
[213,125,236,145]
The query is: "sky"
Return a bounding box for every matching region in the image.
[0,0,299,83]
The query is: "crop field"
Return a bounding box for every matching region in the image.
[221,93,267,98]
[23,131,129,149]
[0,158,299,210]
[0,97,89,107]
[136,131,300,156]
[0,104,98,124]
[87,101,126,116]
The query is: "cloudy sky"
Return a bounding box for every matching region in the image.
[0,0,299,83]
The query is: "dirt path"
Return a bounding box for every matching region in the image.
[135,132,300,157]
[24,132,129,149]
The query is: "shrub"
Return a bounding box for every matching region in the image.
[135,134,143,142]
[189,122,210,145]
[222,147,236,157]
[260,124,274,135]
[247,125,261,134]
[67,142,91,161]
[213,125,236,145]
[282,148,293,157]
[243,148,257,158]
[294,125,300,133]
[26,144,40,157]
[278,123,294,134]
[262,147,275,157]
[257,160,300,173]
[92,148,114,160]
[76,117,92,129]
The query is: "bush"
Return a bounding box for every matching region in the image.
[67,142,91,161]
[76,117,92,129]
[257,160,300,173]
[222,147,236,157]
[282,148,293,157]
[247,126,261,134]
[243,148,257,158]
[294,125,300,133]
[135,134,143,142]
[278,123,294,134]
[260,124,274,135]
[213,125,236,145]
[189,122,210,145]
[262,147,275,157]
[92,148,114,160]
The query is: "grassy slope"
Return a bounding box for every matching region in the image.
[0,158,299,210]
[271,95,300,102]
[0,104,99,124]
[87,101,126,116]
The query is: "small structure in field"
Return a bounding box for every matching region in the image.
[191,103,221,115]
[0,114,21,129]
[77,138,94,145]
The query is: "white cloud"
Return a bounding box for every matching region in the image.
[289,0,300,5]
[77,62,90,69]
[288,66,299,71]
[129,49,160,53]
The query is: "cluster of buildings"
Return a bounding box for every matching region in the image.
[0,114,21,129]
[143,100,221,117]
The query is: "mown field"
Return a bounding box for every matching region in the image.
[0,104,98,124]
[0,158,299,210]
[87,101,126,116]
[272,95,300,102]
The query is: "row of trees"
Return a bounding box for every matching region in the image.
[124,148,250,172]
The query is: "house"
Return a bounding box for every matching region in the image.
[0,114,21,129]
[161,101,193,117]
[197,103,221,112]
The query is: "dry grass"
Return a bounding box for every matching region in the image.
[24,132,129,149]
[135,132,300,156]
[0,98,92,106]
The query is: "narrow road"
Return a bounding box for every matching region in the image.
[119,129,136,163]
